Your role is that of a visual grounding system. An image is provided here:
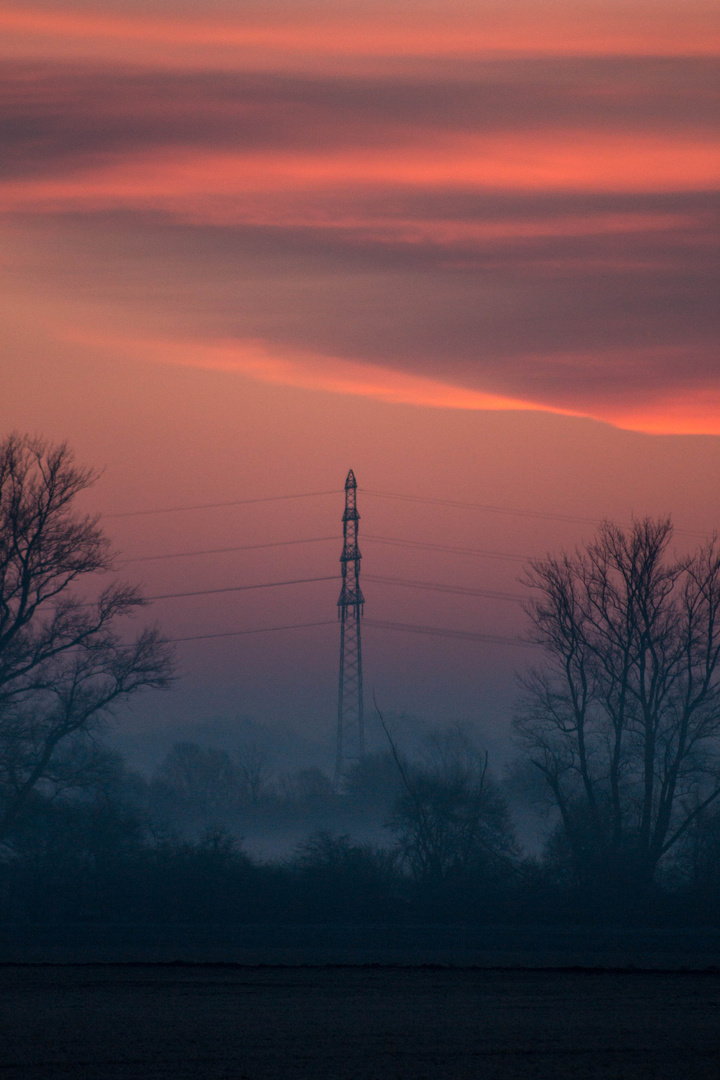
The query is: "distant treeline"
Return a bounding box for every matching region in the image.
[2,730,720,928]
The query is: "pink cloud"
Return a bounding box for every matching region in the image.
[1,1,718,72]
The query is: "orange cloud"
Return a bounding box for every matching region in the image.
[1,2,718,71]
[63,332,720,437]
[0,134,717,223]
[611,393,720,436]
[72,333,565,414]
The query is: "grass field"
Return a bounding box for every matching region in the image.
[1,964,719,1079]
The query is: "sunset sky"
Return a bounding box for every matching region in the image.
[2,0,719,765]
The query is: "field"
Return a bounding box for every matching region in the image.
[1,964,719,1079]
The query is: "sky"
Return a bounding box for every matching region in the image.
[1,0,719,767]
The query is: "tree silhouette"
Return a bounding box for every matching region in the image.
[515,517,720,902]
[379,708,515,886]
[152,741,238,813]
[0,434,173,842]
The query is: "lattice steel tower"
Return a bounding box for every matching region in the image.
[336,469,365,783]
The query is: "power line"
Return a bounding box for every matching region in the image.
[362,491,709,540]
[364,535,528,563]
[105,485,592,527]
[143,571,523,606]
[122,534,529,566]
[146,575,337,602]
[365,618,530,647]
[164,616,529,647]
[122,536,337,564]
[361,488,601,527]
[119,527,713,572]
[166,619,336,643]
[101,485,709,541]
[366,574,524,602]
[105,489,340,519]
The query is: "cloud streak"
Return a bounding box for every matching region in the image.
[68,332,720,437]
[2,60,717,179]
[2,2,718,69]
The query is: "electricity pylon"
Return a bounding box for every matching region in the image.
[336,469,364,785]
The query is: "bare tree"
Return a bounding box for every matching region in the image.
[236,740,272,805]
[515,517,720,899]
[152,742,238,813]
[379,709,514,885]
[0,434,173,841]
[277,767,336,807]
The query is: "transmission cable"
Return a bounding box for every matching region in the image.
[105,489,340,519]
[121,534,529,566]
[103,486,708,540]
[145,575,336,602]
[166,619,336,643]
[364,534,528,563]
[365,574,524,602]
[361,488,601,527]
[122,536,337,564]
[142,572,524,605]
[162,617,527,647]
[364,618,530,647]
[361,491,708,540]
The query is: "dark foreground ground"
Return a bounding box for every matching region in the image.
[1,964,719,1079]
[3,923,720,966]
